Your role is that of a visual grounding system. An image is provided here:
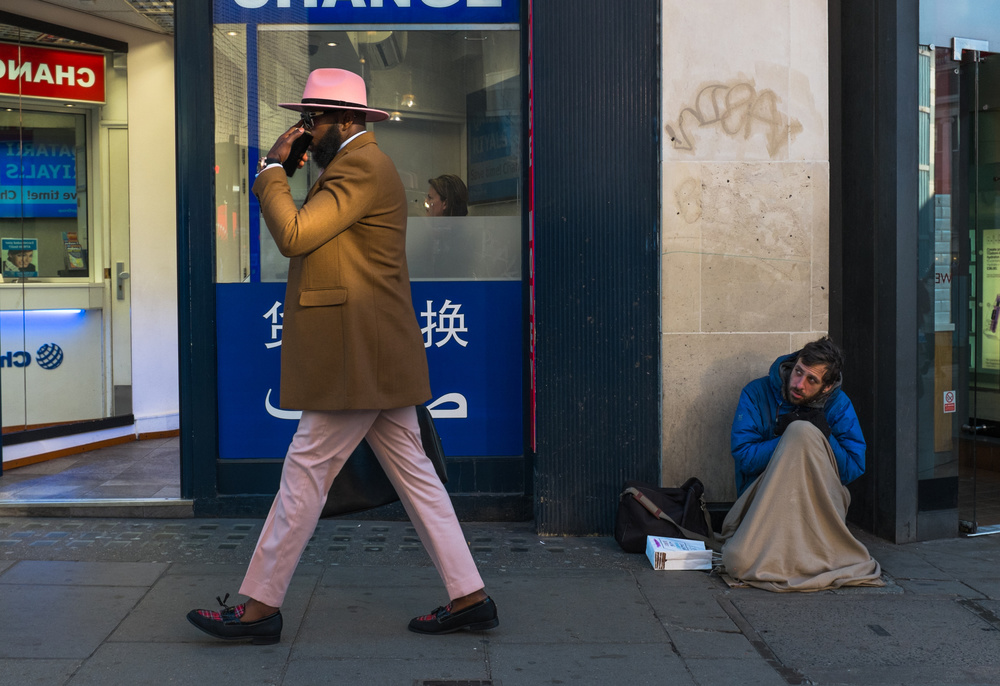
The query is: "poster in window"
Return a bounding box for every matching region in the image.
[2,237,39,278]
[982,229,1000,371]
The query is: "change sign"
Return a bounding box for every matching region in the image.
[0,42,105,104]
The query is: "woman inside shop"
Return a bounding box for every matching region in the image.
[425,174,469,217]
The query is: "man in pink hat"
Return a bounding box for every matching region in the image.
[187,68,498,644]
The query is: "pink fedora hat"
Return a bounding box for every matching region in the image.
[279,69,389,123]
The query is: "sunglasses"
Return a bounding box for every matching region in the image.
[299,110,328,129]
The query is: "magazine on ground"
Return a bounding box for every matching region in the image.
[645,535,713,571]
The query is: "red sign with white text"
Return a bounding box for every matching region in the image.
[0,42,105,104]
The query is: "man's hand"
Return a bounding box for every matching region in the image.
[774,407,831,438]
[265,124,310,169]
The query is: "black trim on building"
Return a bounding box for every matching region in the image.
[532,0,661,535]
[519,0,535,523]
[2,415,134,446]
[0,10,129,53]
[174,1,219,506]
[205,456,533,521]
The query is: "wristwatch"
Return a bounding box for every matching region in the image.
[257,156,281,174]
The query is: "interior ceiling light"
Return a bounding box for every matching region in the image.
[389,112,402,122]
[401,94,415,108]
[123,0,175,33]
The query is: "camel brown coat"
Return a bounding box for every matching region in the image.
[252,132,431,411]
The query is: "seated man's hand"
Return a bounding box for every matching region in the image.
[774,407,831,439]
[774,409,801,436]
[797,407,831,438]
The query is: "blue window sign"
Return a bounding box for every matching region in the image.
[217,281,522,459]
[213,0,519,25]
[0,128,78,219]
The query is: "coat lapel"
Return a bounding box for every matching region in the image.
[305,132,376,202]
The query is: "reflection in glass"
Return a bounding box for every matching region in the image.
[920,43,1000,527]
[916,47,962,494]
[0,110,89,281]
[214,26,521,284]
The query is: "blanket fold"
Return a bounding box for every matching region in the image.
[720,421,883,592]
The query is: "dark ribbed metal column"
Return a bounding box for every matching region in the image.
[175,0,219,503]
[533,0,661,535]
[832,0,920,541]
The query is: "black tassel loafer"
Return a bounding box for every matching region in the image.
[408,596,499,635]
[187,593,282,645]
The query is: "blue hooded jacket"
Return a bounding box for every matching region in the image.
[730,351,866,496]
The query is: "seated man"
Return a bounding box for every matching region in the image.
[720,336,883,592]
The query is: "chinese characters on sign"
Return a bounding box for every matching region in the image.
[216,282,521,459]
[262,301,283,349]
[421,299,468,348]
[260,298,472,350]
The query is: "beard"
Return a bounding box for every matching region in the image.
[311,125,344,169]
[787,377,821,406]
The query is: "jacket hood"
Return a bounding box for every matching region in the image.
[769,351,842,409]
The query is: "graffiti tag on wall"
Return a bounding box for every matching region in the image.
[666,81,802,158]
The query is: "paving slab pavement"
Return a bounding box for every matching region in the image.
[0,516,999,685]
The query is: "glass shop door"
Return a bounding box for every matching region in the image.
[959,49,1000,535]
[0,23,134,492]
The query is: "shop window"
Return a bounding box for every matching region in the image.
[211,15,525,467]
[214,26,521,284]
[0,21,132,441]
[0,110,89,280]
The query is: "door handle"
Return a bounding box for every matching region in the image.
[116,261,130,301]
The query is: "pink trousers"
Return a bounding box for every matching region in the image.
[239,406,484,608]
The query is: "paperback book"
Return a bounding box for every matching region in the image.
[645,535,713,571]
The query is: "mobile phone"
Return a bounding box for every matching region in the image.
[283,132,313,177]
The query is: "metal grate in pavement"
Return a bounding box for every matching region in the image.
[0,517,638,570]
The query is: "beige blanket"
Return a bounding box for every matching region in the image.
[720,421,884,592]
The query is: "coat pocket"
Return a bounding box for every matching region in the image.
[299,287,347,307]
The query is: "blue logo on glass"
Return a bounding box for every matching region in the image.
[35,343,64,370]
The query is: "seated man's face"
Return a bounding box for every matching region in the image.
[787,359,832,405]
